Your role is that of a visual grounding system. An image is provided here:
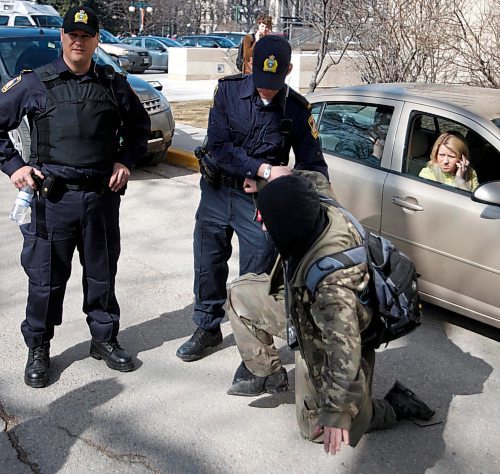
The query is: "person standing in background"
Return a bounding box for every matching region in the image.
[242,13,273,74]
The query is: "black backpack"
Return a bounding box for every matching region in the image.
[236,34,254,71]
[305,197,421,348]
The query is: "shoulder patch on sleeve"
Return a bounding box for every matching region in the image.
[308,115,319,138]
[2,75,22,93]
[289,88,311,110]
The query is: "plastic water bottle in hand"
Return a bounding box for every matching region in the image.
[9,185,34,224]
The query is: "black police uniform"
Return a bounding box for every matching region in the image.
[192,74,328,331]
[0,56,150,348]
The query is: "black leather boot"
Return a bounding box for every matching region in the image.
[176,327,223,362]
[24,343,50,388]
[227,361,289,396]
[384,380,435,421]
[90,338,134,372]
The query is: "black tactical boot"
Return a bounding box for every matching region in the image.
[384,380,435,421]
[227,362,289,396]
[176,327,223,362]
[24,343,50,388]
[90,338,134,372]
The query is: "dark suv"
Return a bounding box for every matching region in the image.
[0,27,174,165]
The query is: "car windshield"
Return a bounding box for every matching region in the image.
[99,29,121,44]
[0,36,61,75]
[215,37,235,47]
[31,15,63,28]
[160,38,182,47]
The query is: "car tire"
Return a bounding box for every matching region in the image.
[137,148,168,166]
[8,120,31,163]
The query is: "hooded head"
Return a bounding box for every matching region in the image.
[257,175,324,259]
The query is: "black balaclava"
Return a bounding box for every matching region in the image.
[258,175,327,266]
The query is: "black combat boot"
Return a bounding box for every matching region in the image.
[24,343,50,388]
[176,327,223,362]
[384,380,435,421]
[227,361,289,396]
[90,338,134,372]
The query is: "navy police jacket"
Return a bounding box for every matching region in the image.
[0,56,150,178]
[207,74,329,180]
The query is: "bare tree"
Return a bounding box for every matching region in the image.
[351,0,460,84]
[448,0,500,88]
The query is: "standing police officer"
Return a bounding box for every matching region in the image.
[176,35,328,362]
[0,6,150,388]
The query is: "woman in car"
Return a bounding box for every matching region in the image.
[419,132,479,191]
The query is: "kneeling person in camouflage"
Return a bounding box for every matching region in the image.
[226,174,434,454]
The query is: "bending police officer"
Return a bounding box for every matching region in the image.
[0,6,150,388]
[176,35,328,362]
[226,174,435,454]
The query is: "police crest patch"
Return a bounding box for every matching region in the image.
[308,115,319,138]
[2,75,22,93]
[74,9,89,24]
[263,55,278,74]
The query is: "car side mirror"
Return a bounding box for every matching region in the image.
[472,181,500,206]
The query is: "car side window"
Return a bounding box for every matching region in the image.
[404,113,500,190]
[0,16,8,26]
[317,102,394,168]
[14,16,32,26]
[145,39,159,49]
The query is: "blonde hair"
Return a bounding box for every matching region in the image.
[429,133,472,181]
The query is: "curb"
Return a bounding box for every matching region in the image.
[166,147,200,171]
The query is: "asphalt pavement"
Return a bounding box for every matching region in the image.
[1,73,500,474]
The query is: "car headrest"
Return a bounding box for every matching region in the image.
[410,129,428,157]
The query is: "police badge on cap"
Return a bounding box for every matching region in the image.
[63,5,99,37]
[252,36,292,90]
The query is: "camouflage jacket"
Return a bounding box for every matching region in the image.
[288,201,373,435]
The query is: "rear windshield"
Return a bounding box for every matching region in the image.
[32,15,63,28]
[0,37,61,76]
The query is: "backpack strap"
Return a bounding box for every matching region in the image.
[305,246,366,296]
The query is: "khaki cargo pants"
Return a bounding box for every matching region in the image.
[227,273,397,443]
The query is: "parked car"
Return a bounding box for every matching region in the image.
[99,28,151,73]
[0,26,175,166]
[209,31,247,46]
[307,83,500,328]
[121,35,182,72]
[177,35,236,48]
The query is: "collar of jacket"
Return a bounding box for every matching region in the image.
[55,55,97,80]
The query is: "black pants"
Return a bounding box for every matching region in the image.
[20,189,121,348]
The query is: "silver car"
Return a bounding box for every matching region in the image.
[308,84,500,328]
[122,36,182,72]
[99,29,151,73]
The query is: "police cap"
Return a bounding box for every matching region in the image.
[63,6,99,37]
[252,35,291,90]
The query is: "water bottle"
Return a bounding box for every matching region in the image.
[9,185,34,224]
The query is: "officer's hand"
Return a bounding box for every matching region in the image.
[109,162,130,192]
[10,166,44,190]
[322,426,350,455]
[243,178,258,193]
[268,165,292,181]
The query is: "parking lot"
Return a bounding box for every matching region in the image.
[1,158,499,473]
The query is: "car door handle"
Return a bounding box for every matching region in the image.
[391,197,424,211]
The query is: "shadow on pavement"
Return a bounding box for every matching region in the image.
[11,378,215,473]
[49,305,235,382]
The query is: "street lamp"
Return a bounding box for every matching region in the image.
[128,2,153,34]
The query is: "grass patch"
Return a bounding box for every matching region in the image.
[170,100,211,128]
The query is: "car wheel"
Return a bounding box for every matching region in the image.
[137,148,168,166]
[8,120,31,163]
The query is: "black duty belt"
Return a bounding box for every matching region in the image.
[219,173,245,189]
